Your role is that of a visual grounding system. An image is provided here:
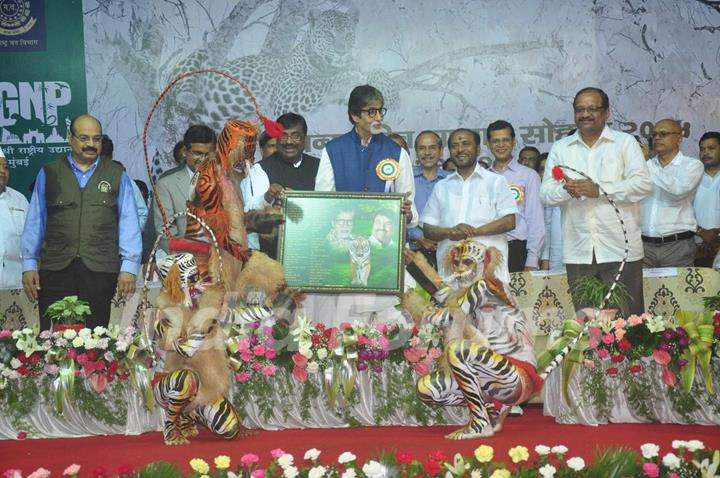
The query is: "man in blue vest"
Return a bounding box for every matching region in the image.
[311,85,417,325]
[315,84,417,222]
[21,114,142,330]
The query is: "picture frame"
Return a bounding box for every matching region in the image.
[277,191,406,294]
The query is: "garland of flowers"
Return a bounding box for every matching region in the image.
[5,441,719,478]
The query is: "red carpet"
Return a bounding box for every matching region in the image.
[2,407,719,475]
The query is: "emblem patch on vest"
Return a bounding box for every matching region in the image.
[510,184,525,204]
[98,180,112,193]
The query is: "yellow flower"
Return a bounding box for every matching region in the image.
[215,455,231,470]
[489,469,510,478]
[200,475,210,478]
[508,446,529,463]
[190,458,210,474]
[474,445,494,463]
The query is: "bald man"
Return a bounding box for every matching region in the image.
[640,119,703,267]
[22,114,142,329]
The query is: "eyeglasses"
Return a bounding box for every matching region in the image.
[651,131,681,138]
[360,107,387,118]
[574,107,606,115]
[334,218,353,226]
[281,132,305,142]
[188,150,216,160]
[72,134,103,144]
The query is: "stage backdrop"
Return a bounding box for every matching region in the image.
[1,0,719,189]
[0,0,87,198]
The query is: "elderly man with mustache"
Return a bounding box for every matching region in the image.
[22,114,142,330]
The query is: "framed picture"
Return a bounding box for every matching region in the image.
[278,191,405,294]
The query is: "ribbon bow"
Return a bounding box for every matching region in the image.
[676,311,715,394]
[537,318,589,404]
[324,327,358,409]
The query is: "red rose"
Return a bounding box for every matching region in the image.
[16,431,27,440]
[551,165,566,181]
[423,460,441,475]
[86,350,98,361]
[16,366,30,375]
[323,328,334,338]
[611,354,625,363]
[396,450,414,464]
[428,450,448,462]
[618,338,632,352]
[107,361,119,375]
[629,364,642,374]
[606,367,619,375]
[311,335,321,345]
[315,323,326,332]
[28,353,41,365]
[118,373,129,380]
[17,352,27,362]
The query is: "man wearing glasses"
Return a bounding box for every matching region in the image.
[242,112,320,257]
[639,119,703,268]
[153,124,216,253]
[540,87,652,316]
[21,114,142,329]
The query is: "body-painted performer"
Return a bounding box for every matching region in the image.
[403,240,543,439]
[152,252,252,445]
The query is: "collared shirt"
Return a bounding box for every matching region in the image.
[421,162,518,282]
[491,158,545,267]
[0,186,29,288]
[22,154,142,275]
[240,163,287,250]
[540,126,652,264]
[407,166,447,241]
[694,171,720,229]
[541,206,564,271]
[316,129,418,227]
[640,151,703,236]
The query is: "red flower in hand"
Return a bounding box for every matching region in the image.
[262,116,285,139]
[551,165,565,181]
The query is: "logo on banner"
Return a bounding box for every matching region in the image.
[0,0,36,36]
[510,184,525,205]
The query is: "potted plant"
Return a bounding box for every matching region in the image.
[570,276,629,317]
[44,295,91,332]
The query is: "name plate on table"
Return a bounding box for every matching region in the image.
[643,267,678,278]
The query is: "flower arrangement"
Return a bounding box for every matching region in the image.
[4,441,719,478]
[229,321,279,383]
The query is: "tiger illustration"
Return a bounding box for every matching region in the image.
[348,236,371,286]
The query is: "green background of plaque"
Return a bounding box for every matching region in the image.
[278,192,405,293]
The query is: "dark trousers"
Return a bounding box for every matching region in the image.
[565,255,644,317]
[507,239,528,273]
[38,258,118,330]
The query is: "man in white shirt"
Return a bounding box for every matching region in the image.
[694,131,720,268]
[640,119,703,267]
[0,148,29,289]
[422,128,518,283]
[540,87,652,316]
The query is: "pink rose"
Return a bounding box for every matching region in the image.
[378,336,390,350]
[292,366,308,383]
[408,336,420,347]
[292,352,308,367]
[252,470,266,478]
[265,349,277,359]
[339,322,352,330]
[613,318,626,330]
[588,326,602,338]
[261,365,277,376]
[241,453,260,467]
[237,338,250,352]
[0,330,12,338]
[588,337,599,349]
[642,462,659,478]
[428,347,442,359]
[414,360,431,376]
[235,372,251,382]
[652,349,671,365]
[327,336,339,349]
[16,431,27,440]
[583,359,595,368]
[614,328,626,340]
[627,314,643,326]
[602,334,615,345]
[597,349,610,359]
[251,361,263,371]
[375,323,389,334]
[66,349,77,359]
[270,448,286,459]
[357,336,371,346]
[253,345,266,356]
[403,348,424,363]
[662,368,677,387]
[240,351,254,362]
